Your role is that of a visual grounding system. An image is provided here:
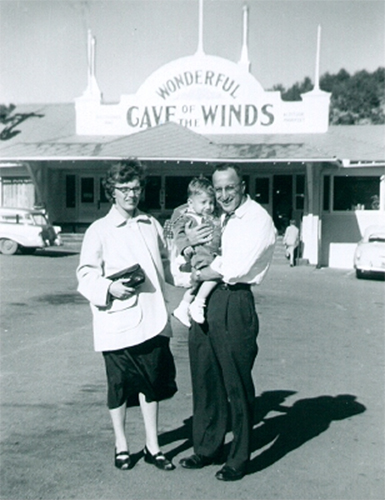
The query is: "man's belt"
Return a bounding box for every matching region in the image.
[218,283,250,291]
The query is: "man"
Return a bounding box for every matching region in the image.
[179,163,276,481]
[283,219,300,267]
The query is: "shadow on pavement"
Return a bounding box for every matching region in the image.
[357,272,385,281]
[35,292,88,305]
[158,417,193,460]
[0,249,78,258]
[35,249,79,257]
[159,390,366,476]
[247,391,366,474]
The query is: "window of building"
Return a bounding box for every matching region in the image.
[66,175,76,208]
[165,176,194,209]
[323,175,330,211]
[333,176,380,211]
[141,176,162,211]
[295,174,305,210]
[1,177,35,208]
[81,178,94,203]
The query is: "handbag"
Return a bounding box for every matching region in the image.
[107,263,145,287]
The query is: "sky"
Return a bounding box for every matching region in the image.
[0,0,384,105]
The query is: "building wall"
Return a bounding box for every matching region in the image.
[322,210,385,268]
[2,160,384,270]
[320,167,385,268]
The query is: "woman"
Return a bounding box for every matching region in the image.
[77,160,177,471]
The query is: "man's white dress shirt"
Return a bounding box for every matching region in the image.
[210,196,276,285]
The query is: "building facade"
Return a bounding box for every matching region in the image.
[1,3,384,268]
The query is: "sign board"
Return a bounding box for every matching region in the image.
[76,53,330,135]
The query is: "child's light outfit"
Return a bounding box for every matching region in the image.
[173,211,221,271]
[172,210,221,326]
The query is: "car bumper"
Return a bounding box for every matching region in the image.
[355,264,385,274]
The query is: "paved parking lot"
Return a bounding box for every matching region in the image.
[0,247,384,500]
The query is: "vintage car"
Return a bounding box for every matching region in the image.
[354,225,385,278]
[0,207,62,255]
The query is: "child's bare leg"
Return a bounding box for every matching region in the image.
[173,287,194,327]
[182,288,195,304]
[189,281,218,324]
[194,280,218,301]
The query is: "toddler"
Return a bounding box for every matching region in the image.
[172,176,221,327]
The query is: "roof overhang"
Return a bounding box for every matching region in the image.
[1,105,384,164]
[338,159,385,168]
[0,155,341,163]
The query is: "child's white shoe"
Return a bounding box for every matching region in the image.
[172,301,191,327]
[189,298,206,324]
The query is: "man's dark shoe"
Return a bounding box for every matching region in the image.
[179,454,215,469]
[215,465,245,481]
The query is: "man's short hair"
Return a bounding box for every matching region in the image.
[188,175,215,198]
[212,163,243,182]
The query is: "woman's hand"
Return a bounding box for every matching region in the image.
[185,221,213,246]
[109,280,136,300]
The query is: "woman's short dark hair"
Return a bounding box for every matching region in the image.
[102,159,146,202]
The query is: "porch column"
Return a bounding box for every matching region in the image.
[24,161,45,206]
[301,162,322,266]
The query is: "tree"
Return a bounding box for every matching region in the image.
[326,68,385,124]
[270,67,384,125]
[0,104,16,123]
[0,104,44,140]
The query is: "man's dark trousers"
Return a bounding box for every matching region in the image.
[188,284,259,472]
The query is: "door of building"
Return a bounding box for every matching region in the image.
[253,176,273,215]
[78,175,110,222]
[273,175,293,234]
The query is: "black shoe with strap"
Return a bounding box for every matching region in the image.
[143,446,176,471]
[114,450,131,470]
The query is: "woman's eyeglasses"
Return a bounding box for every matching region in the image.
[115,186,142,195]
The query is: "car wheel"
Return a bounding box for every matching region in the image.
[19,246,37,255]
[0,238,19,255]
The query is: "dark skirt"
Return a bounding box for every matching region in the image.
[103,335,177,409]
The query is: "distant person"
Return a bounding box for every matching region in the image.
[172,176,221,327]
[371,195,380,210]
[283,219,300,267]
[77,160,177,472]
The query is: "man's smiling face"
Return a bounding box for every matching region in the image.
[212,167,245,214]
